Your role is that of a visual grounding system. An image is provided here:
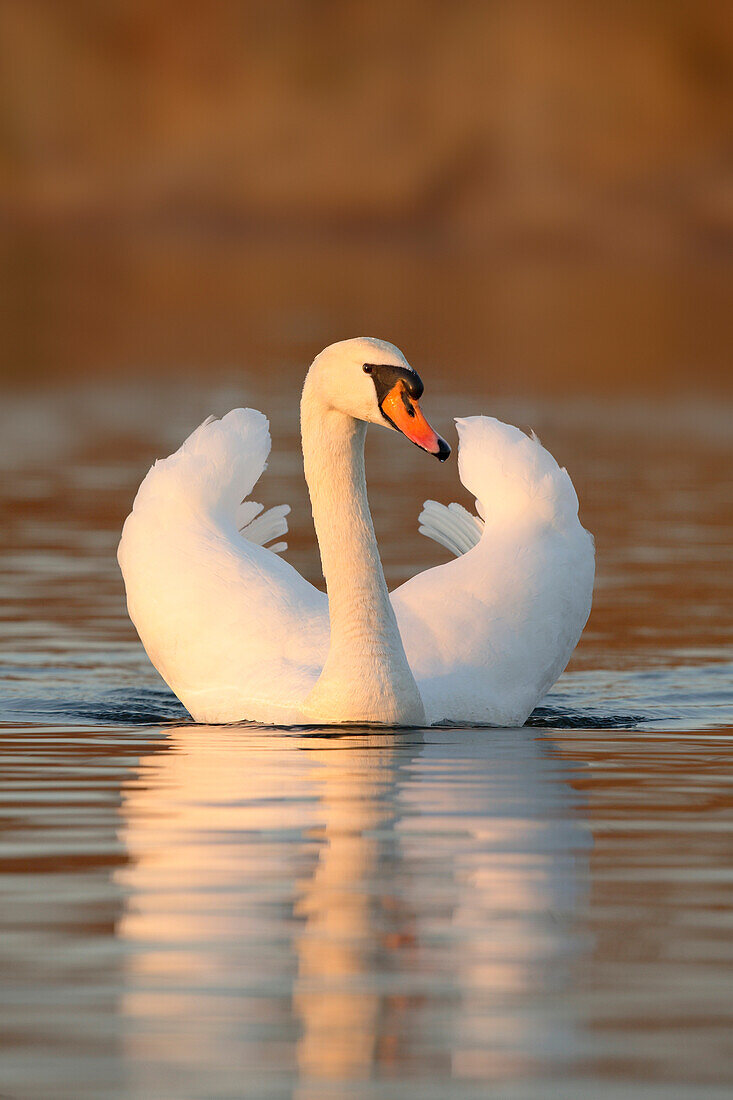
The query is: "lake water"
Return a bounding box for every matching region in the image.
[1,373,731,1099]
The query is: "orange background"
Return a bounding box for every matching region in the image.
[2,0,732,393]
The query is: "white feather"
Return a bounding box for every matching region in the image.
[419,500,484,557]
[118,408,327,725]
[119,380,593,726]
[239,503,290,548]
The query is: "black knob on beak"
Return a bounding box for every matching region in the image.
[403,370,424,400]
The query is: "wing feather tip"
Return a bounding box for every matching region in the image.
[417,499,484,557]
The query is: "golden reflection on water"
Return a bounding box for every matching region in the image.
[111,725,588,1095]
[1,720,730,1097]
[292,735,401,1086]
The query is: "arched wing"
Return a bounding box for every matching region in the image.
[118,409,329,723]
[392,417,595,727]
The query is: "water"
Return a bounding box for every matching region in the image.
[1,374,731,1098]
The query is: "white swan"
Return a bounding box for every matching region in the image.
[118,337,594,726]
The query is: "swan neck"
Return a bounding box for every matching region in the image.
[300,379,425,724]
[301,394,392,644]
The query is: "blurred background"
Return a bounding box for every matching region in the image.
[1,0,732,393]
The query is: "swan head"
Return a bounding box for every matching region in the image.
[305,337,451,460]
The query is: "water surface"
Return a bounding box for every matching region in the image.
[0,377,731,1098]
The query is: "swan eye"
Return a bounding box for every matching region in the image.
[363,364,373,374]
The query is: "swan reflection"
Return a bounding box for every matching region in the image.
[114,724,590,1096]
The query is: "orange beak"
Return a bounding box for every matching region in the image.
[380,381,451,461]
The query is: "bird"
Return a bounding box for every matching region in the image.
[118,337,594,727]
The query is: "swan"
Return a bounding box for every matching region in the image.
[118,337,594,726]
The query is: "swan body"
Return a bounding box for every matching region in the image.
[119,338,594,726]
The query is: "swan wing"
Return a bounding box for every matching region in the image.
[418,499,484,557]
[118,409,328,723]
[392,416,595,726]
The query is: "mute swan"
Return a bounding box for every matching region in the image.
[118,337,594,726]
